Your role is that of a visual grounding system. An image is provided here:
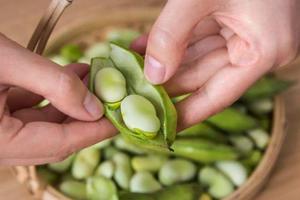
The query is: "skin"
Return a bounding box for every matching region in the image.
[0,33,116,165]
[1,0,299,165]
[132,0,300,129]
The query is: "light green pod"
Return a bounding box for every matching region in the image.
[112,152,133,190]
[216,161,247,187]
[95,67,127,103]
[114,136,145,155]
[198,166,234,199]
[48,154,75,173]
[248,129,270,149]
[49,55,70,66]
[121,95,161,138]
[87,176,118,200]
[103,146,121,160]
[130,171,162,193]
[132,154,167,172]
[84,42,110,59]
[72,147,101,179]
[229,136,254,154]
[159,159,197,186]
[95,160,115,179]
[59,180,87,200]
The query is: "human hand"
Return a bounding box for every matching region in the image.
[132,0,299,129]
[0,34,116,165]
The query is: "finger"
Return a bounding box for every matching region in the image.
[0,117,117,165]
[0,86,9,117]
[0,35,103,121]
[7,63,90,112]
[189,17,221,45]
[183,35,226,64]
[165,48,229,96]
[145,0,216,84]
[130,34,148,55]
[176,63,269,130]
[12,104,66,124]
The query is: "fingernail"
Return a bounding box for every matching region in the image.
[144,55,165,84]
[84,92,104,119]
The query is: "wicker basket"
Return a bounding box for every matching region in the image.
[12,5,287,200]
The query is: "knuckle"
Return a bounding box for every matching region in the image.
[56,70,78,98]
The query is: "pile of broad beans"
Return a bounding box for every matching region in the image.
[37,28,291,200]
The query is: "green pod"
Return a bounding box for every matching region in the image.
[178,122,226,143]
[87,176,118,200]
[59,180,87,200]
[200,193,212,200]
[95,160,115,179]
[130,171,162,193]
[158,159,197,186]
[199,167,234,199]
[155,183,202,200]
[206,107,257,134]
[60,44,83,62]
[241,150,263,168]
[84,42,110,59]
[259,116,271,131]
[103,146,121,160]
[132,154,167,172]
[49,55,70,66]
[48,154,75,173]
[37,167,58,185]
[172,138,239,163]
[229,135,254,155]
[120,184,202,200]
[105,28,140,48]
[247,98,274,115]
[242,76,292,101]
[114,136,146,155]
[112,152,133,190]
[248,128,270,150]
[72,147,101,179]
[89,44,177,150]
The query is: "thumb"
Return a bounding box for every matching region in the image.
[144,0,215,84]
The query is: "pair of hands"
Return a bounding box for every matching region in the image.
[1,0,299,165]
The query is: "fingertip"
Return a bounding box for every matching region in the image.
[83,92,104,120]
[144,55,166,84]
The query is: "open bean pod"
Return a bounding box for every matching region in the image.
[89,43,177,150]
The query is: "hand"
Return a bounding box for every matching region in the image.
[132,0,300,129]
[0,34,117,165]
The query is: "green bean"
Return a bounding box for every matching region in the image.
[60,44,83,62]
[132,154,167,172]
[241,150,263,168]
[159,159,197,186]
[248,129,270,149]
[130,171,162,193]
[248,98,273,115]
[114,136,145,155]
[84,42,110,59]
[206,107,257,133]
[229,136,254,154]
[95,67,127,104]
[49,55,70,66]
[72,147,100,179]
[112,152,133,190]
[172,138,239,163]
[242,76,292,101]
[178,123,226,143]
[121,95,161,137]
[59,180,87,200]
[216,161,247,187]
[259,116,271,131]
[119,192,155,200]
[37,167,58,184]
[92,138,112,149]
[48,154,75,173]
[155,183,202,200]
[103,146,121,160]
[105,28,140,48]
[199,167,234,199]
[95,160,115,179]
[200,193,212,200]
[87,176,118,200]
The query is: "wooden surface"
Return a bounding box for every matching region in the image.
[0,0,300,199]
